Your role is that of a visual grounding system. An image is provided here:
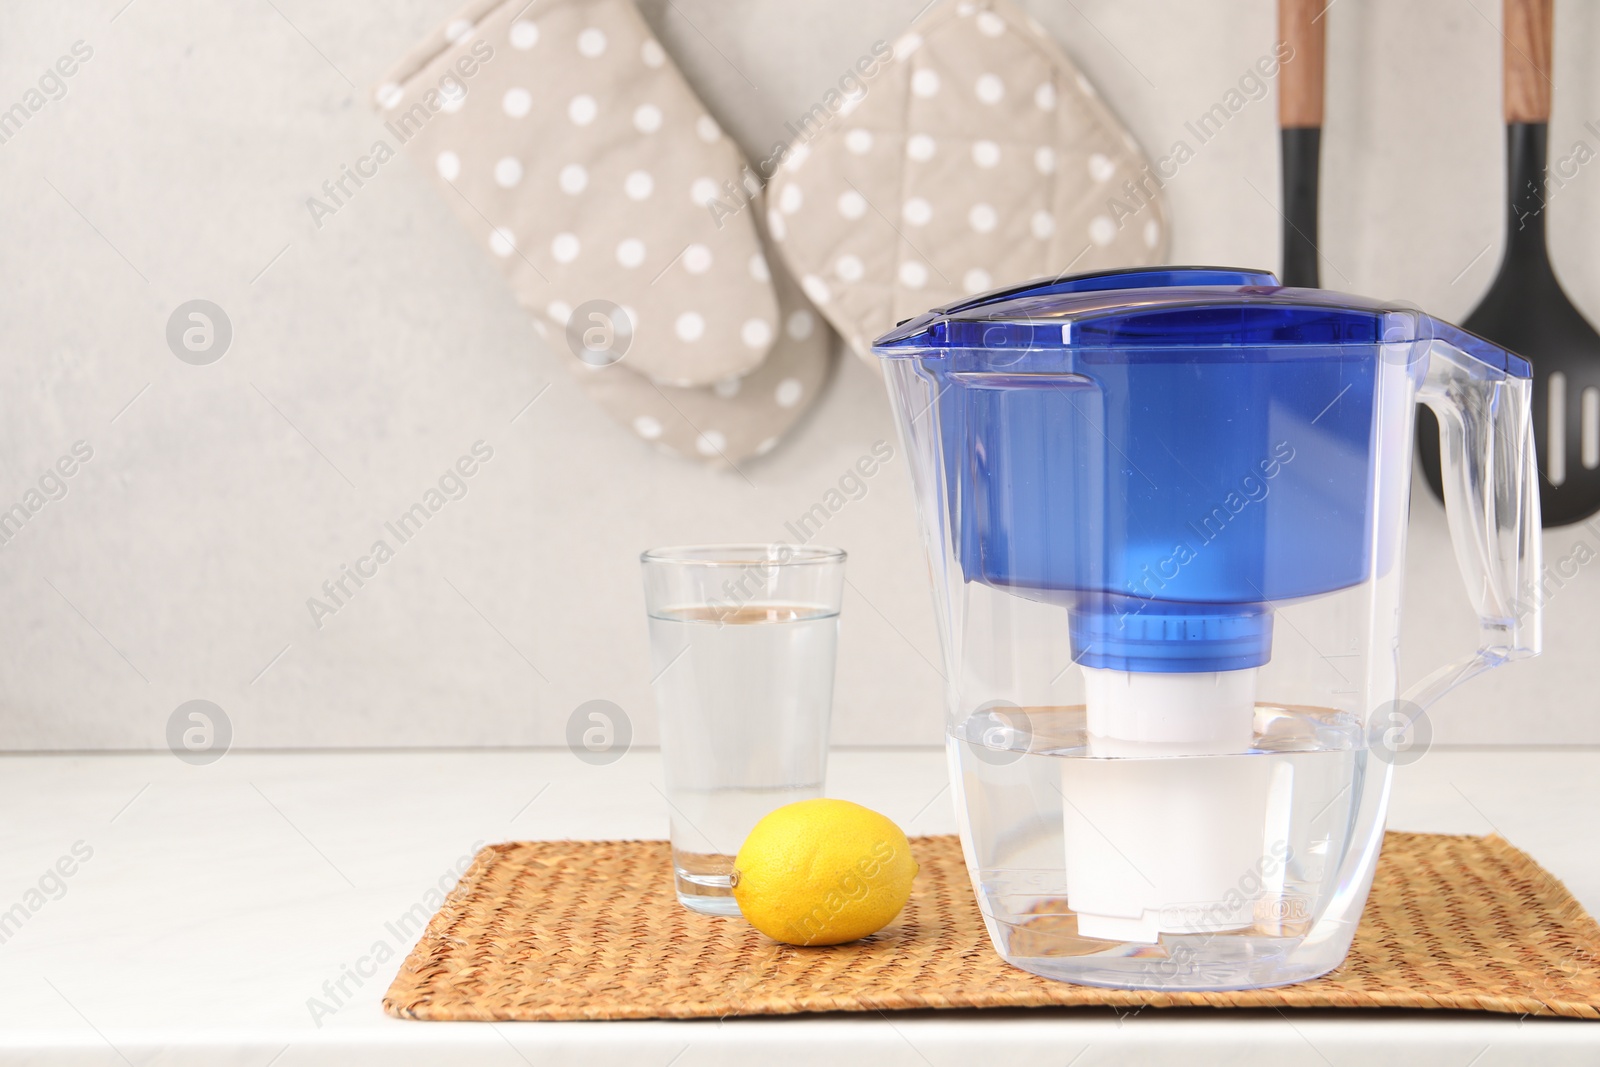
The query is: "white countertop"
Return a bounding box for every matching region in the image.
[3,748,1598,1065]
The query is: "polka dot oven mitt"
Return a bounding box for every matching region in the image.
[377,0,832,465]
[766,0,1170,361]
[578,216,830,462]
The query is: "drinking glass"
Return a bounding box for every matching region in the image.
[641,544,846,915]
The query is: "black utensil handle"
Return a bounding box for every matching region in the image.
[1278,0,1325,288]
[1280,128,1322,289]
[1503,121,1553,268]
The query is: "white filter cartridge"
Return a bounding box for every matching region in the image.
[1064,667,1280,943]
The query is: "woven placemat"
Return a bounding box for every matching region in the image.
[384,832,1600,1020]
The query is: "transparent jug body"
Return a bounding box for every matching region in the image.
[880,292,1539,990]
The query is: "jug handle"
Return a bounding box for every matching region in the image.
[1405,328,1543,709]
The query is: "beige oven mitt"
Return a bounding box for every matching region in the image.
[567,217,832,465]
[765,0,1169,362]
[375,0,832,464]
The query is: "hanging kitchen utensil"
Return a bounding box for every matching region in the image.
[1278,0,1325,288]
[1418,0,1600,526]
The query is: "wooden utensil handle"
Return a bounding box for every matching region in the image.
[1504,0,1554,123]
[1278,0,1326,128]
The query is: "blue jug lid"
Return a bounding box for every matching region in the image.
[872,266,1531,377]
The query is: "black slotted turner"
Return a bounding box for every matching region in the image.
[1418,0,1600,527]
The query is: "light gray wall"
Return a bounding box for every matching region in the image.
[1,0,1597,751]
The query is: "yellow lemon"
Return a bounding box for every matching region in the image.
[731,798,918,946]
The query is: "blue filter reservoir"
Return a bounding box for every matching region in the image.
[880,266,1383,677]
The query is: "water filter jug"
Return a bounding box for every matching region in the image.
[874,267,1541,990]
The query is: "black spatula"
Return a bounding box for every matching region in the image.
[1418,0,1600,527]
[1278,0,1324,289]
